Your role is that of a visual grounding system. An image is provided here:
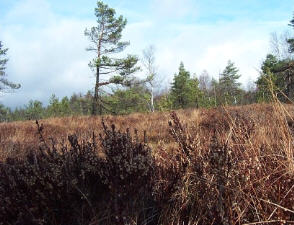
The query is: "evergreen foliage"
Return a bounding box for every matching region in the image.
[85,1,139,115]
[170,63,202,109]
[287,14,294,53]
[218,60,242,105]
[106,84,151,114]
[256,54,279,102]
[0,41,20,92]
[256,52,294,102]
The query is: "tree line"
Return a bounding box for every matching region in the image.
[1,1,294,122]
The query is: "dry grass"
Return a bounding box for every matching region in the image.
[0,103,292,160]
[1,103,294,224]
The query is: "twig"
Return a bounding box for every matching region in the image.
[243,220,294,225]
[260,198,294,214]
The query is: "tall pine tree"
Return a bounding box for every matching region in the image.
[85,1,139,115]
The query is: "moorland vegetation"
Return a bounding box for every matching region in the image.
[1,102,294,224]
[1,1,294,224]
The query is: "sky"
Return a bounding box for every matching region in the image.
[0,0,294,108]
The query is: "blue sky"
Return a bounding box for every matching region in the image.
[0,0,294,108]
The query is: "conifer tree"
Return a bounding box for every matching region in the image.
[85,1,139,115]
[218,60,241,105]
[170,62,201,109]
[287,14,294,53]
[256,54,279,103]
[0,41,20,92]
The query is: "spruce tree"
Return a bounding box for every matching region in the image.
[219,60,241,105]
[170,62,201,109]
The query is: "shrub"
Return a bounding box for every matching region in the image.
[0,120,155,225]
[155,108,294,225]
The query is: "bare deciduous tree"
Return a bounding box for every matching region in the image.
[270,31,293,60]
[142,45,158,112]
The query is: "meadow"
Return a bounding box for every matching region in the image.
[0,103,294,225]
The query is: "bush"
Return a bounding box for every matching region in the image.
[0,120,155,225]
[154,108,294,225]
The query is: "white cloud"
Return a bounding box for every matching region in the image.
[197,40,268,84]
[0,1,96,107]
[143,21,274,88]
[1,20,95,106]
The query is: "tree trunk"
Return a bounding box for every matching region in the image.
[150,85,154,112]
[214,86,217,107]
[92,25,103,116]
[92,65,100,115]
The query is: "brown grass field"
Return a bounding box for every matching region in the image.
[1,103,294,224]
[1,103,292,159]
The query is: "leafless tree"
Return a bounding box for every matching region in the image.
[142,45,158,112]
[270,31,293,60]
[198,70,211,92]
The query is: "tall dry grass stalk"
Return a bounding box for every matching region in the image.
[0,103,294,224]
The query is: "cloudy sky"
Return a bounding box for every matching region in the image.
[0,0,294,108]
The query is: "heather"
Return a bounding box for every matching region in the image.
[0,103,294,225]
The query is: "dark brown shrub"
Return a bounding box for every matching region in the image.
[0,120,156,225]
